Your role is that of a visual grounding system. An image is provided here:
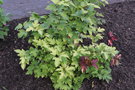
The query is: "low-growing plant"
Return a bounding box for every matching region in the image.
[0,0,9,39]
[15,0,120,90]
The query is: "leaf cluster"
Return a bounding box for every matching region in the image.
[15,0,119,90]
[0,0,9,39]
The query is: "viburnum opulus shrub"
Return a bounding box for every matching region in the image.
[15,0,121,90]
[0,0,9,39]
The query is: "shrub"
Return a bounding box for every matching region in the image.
[0,0,9,39]
[15,0,120,90]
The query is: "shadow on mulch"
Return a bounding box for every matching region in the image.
[0,1,135,90]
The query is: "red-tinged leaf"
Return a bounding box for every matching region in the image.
[91,59,98,69]
[108,32,113,37]
[108,39,113,46]
[68,35,71,38]
[79,56,99,73]
[79,56,91,73]
[81,65,87,73]
[111,59,116,66]
[116,54,121,59]
[111,36,117,41]
[111,54,122,66]
[91,59,98,63]
[92,64,98,69]
[108,31,118,41]
[79,56,89,73]
[79,56,90,65]
[3,24,6,26]
[80,56,86,61]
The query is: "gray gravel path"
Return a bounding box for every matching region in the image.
[1,0,128,20]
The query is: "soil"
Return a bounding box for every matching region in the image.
[0,1,135,90]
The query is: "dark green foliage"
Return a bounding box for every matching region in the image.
[0,0,9,39]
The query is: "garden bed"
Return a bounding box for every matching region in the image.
[0,1,135,90]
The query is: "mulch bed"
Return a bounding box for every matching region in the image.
[0,1,135,90]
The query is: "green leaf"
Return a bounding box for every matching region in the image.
[89,3,100,9]
[51,0,60,4]
[46,4,56,11]
[15,24,23,30]
[103,52,109,60]
[18,30,28,38]
[0,0,3,4]
[0,31,6,39]
[60,12,69,20]
[97,27,105,32]
[20,57,27,70]
[26,65,34,75]
[32,20,39,27]
[54,57,61,67]
[72,9,88,17]
[38,30,43,35]
[30,12,40,20]
[26,26,34,32]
